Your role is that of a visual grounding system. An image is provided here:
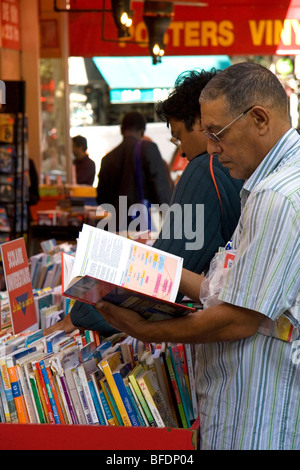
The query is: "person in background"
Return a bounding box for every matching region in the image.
[154,69,243,298]
[95,62,300,450]
[72,135,95,185]
[96,111,172,231]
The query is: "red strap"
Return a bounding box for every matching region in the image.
[209,154,222,215]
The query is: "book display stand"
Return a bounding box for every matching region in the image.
[0,229,201,450]
[0,81,28,290]
[0,81,28,241]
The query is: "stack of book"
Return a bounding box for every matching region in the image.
[0,328,198,429]
[30,239,75,291]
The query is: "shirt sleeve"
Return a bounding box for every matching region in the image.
[219,188,300,321]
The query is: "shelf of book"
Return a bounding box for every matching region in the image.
[0,418,199,450]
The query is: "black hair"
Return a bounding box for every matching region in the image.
[72,135,88,152]
[121,111,147,133]
[156,69,218,132]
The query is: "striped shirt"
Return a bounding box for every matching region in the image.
[195,128,300,449]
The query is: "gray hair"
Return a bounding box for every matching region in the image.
[200,62,289,117]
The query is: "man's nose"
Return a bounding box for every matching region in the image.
[206,139,221,155]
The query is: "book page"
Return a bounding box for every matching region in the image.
[61,252,75,292]
[69,225,183,303]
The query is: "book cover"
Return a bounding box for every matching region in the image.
[120,336,136,369]
[48,365,68,424]
[128,364,156,427]
[62,224,195,321]
[100,377,122,426]
[88,379,106,425]
[33,360,55,424]
[39,359,61,424]
[164,349,188,429]
[126,381,148,426]
[0,371,10,422]
[28,373,45,423]
[99,389,116,426]
[136,369,177,428]
[22,352,47,423]
[152,349,179,426]
[100,352,132,427]
[6,356,29,423]
[0,358,18,423]
[184,344,198,420]
[169,345,193,427]
[76,363,99,425]
[169,345,194,423]
[59,349,85,425]
[56,371,78,425]
[50,366,70,424]
[112,366,140,427]
[176,344,191,397]
[71,367,92,425]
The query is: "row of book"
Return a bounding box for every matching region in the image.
[0,239,76,336]
[0,326,198,429]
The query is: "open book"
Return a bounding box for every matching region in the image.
[62,224,195,320]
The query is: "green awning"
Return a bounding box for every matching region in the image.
[92,55,231,103]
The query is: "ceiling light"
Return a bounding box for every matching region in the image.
[111,0,133,38]
[143,1,174,65]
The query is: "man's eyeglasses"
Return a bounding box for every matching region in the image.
[202,105,254,143]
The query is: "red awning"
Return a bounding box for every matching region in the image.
[68,0,300,57]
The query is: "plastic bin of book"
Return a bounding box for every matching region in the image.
[0,418,200,450]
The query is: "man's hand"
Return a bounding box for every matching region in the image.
[96,301,149,341]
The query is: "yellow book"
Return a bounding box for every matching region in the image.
[100,377,119,426]
[99,352,132,427]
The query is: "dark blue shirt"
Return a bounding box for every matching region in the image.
[153,152,243,294]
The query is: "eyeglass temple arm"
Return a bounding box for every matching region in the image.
[216,105,254,137]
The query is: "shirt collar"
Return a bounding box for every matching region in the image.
[241,127,300,199]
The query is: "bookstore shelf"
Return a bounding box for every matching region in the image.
[0,418,199,450]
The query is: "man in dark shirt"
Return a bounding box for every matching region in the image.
[72,135,96,185]
[96,111,172,231]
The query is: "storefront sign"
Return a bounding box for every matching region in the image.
[69,0,300,57]
[1,0,20,50]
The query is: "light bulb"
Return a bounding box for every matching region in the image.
[153,44,161,55]
[120,12,132,27]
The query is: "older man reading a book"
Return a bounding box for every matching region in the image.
[95,62,300,450]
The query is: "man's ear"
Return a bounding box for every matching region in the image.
[251,106,269,134]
